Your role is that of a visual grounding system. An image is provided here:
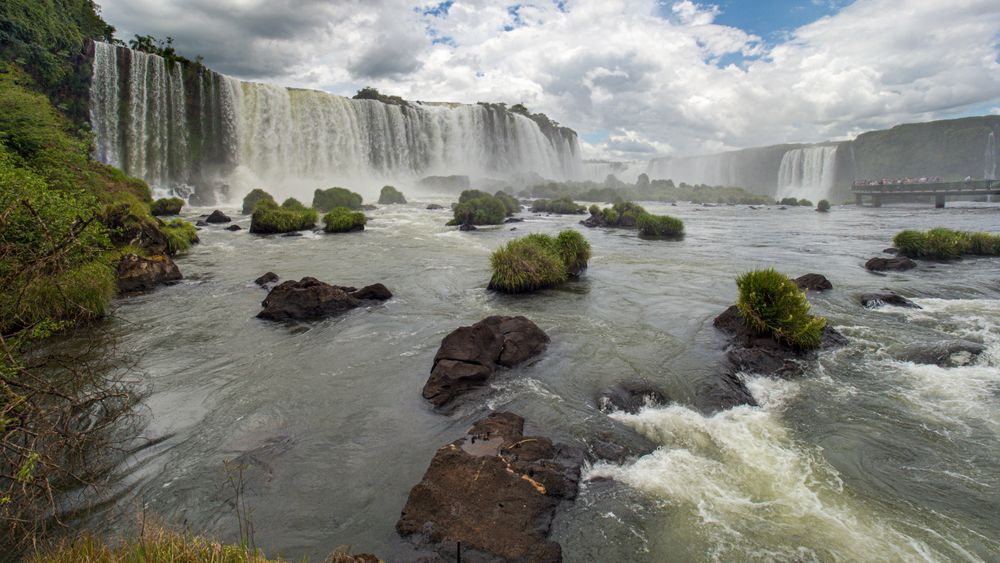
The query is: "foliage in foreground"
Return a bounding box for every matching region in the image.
[313,187,363,212]
[735,268,826,349]
[531,196,586,214]
[323,207,367,233]
[893,228,1000,260]
[249,200,318,234]
[162,219,199,255]
[637,212,684,238]
[448,190,508,226]
[241,189,275,214]
[488,230,591,293]
[29,527,282,563]
[378,185,407,204]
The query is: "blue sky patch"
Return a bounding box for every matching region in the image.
[713,0,853,41]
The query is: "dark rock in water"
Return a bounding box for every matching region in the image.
[350,283,393,301]
[795,273,833,291]
[459,223,477,231]
[697,370,759,412]
[282,232,303,237]
[117,253,182,293]
[504,217,524,223]
[205,209,232,223]
[225,224,242,231]
[860,292,921,309]
[597,382,667,414]
[893,340,986,367]
[423,316,549,407]
[257,277,391,321]
[883,247,900,255]
[426,203,444,210]
[396,412,582,563]
[865,256,916,272]
[196,220,208,227]
[587,429,657,463]
[778,206,787,210]
[255,272,279,287]
[510,227,518,231]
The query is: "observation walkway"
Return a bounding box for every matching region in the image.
[852,180,998,208]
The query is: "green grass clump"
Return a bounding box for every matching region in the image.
[493,190,521,215]
[161,219,198,255]
[798,198,813,207]
[531,196,586,214]
[736,268,826,349]
[28,527,283,563]
[150,197,184,216]
[448,194,508,226]
[242,188,275,214]
[280,197,306,210]
[779,197,800,206]
[249,200,318,234]
[312,187,362,212]
[488,230,591,293]
[893,227,1000,259]
[323,207,367,233]
[378,185,407,204]
[637,212,684,238]
[816,199,831,212]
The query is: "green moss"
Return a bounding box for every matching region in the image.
[161,219,198,255]
[249,200,318,234]
[531,196,586,214]
[150,197,184,216]
[797,199,813,207]
[242,188,275,214]
[736,268,826,349]
[779,197,800,206]
[312,187,362,212]
[323,207,367,233]
[448,194,508,226]
[637,212,684,238]
[816,199,831,212]
[493,191,521,215]
[378,185,407,204]
[280,197,306,210]
[893,227,1000,260]
[488,230,591,293]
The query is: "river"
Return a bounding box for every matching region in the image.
[82,199,1000,561]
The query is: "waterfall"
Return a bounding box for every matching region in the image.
[776,146,838,202]
[89,42,582,200]
[986,131,997,181]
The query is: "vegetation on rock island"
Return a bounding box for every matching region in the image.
[448,190,509,226]
[150,197,184,216]
[637,212,685,239]
[531,196,586,214]
[162,219,199,255]
[378,185,407,204]
[493,190,521,215]
[249,199,318,234]
[323,207,367,233]
[893,228,1000,260]
[242,188,275,214]
[816,199,831,212]
[524,176,772,205]
[736,268,826,349]
[488,230,592,293]
[313,187,363,212]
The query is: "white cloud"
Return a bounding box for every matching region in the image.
[97,0,1000,160]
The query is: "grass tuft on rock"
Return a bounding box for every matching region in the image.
[488,230,591,293]
[378,185,407,204]
[161,219,198,255]
[150,197,184,216]
[637,212,684,239]
[531,196,585,214]
[448,191,508,226]
[249,200,318,234]
[493,190,521,215]
[816,199,831,212]
[892,228,1000,260]
[323,207,367,233]
[241,188,275,214]
[313,187,363,212]
[736,268,826,349]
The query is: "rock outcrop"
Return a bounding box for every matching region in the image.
[892,340,986,367]
[117,253,182,293]
[597,382,667,415]
[205,209,232,223]
[794,273,833,291]
[426,203,444,210]
[865,256,916,272]
[254,272,279,287]
[396,412,583,562]
[422,316,549,407]
[257,277,392,321]
[860,292,921,309]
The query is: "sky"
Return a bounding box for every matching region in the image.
[96,0,1000,161]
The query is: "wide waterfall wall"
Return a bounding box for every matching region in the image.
[88,42,582,201]
[775,146,839,202]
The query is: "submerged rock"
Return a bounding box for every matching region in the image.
[865,256,916,272]
[205,209,232,223]
[860,292,921,309]
[423,316,549,407]
[225,224,242,231]
[504,217,525,223]
[597,382,668,414]
[892,340,986,367]
[117,253,182,293]
[396,412,582,562]
[458,223,477,231]
[257,277,392,321]
[254,272,279,287]
[426,203,444,210]
[794,273,833,291]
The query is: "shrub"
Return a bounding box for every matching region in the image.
[242,188,275,214]
[611,200,646,226]
[816,199,831,212]
[798,198,813,207]
[488,230,591,293]
[458,189,492,203]
[280,197,306,210]
[736,268,826,349]
[313,187,362,212]
[150,197,184,216]
[161,219,198,255]
[323,207,367,233]
[448,194,508,226]
[493,190,521,215]
[966,231,1000,255]
[378,185,407,204]
[531,196,586,214]
[589,203,601,216]
[637,212,684,238]
[893,227,1000,259]
[779,197,800,206]
[249,199,317,234]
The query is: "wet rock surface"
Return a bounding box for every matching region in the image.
[597,382,668,414]
[795,273,833,291]
[257,277,392,321]
[860,291,921,309]
[225,224,242,231]
[892,340,986,367]
[422,316,549,408]
[396,412,583,563]
[459,223,478,231]
[426,203,444,210]
[866,256,916,272]
[117,253,182,293]
[254,272,279,287]
[206,209,232,223]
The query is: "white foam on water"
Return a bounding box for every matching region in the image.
[587,377,955,561]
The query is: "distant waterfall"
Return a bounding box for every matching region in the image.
[776,146,838,202]
[89,42,582,200]
[986,131,997,181]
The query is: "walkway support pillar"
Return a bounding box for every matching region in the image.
[855,193,863,206]
[935,194,946,208]
[872,195,882,207]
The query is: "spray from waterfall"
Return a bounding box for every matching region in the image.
[776,146,838,202]
[986,131,997,181]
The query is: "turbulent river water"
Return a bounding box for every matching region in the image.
[81,199,999,561]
